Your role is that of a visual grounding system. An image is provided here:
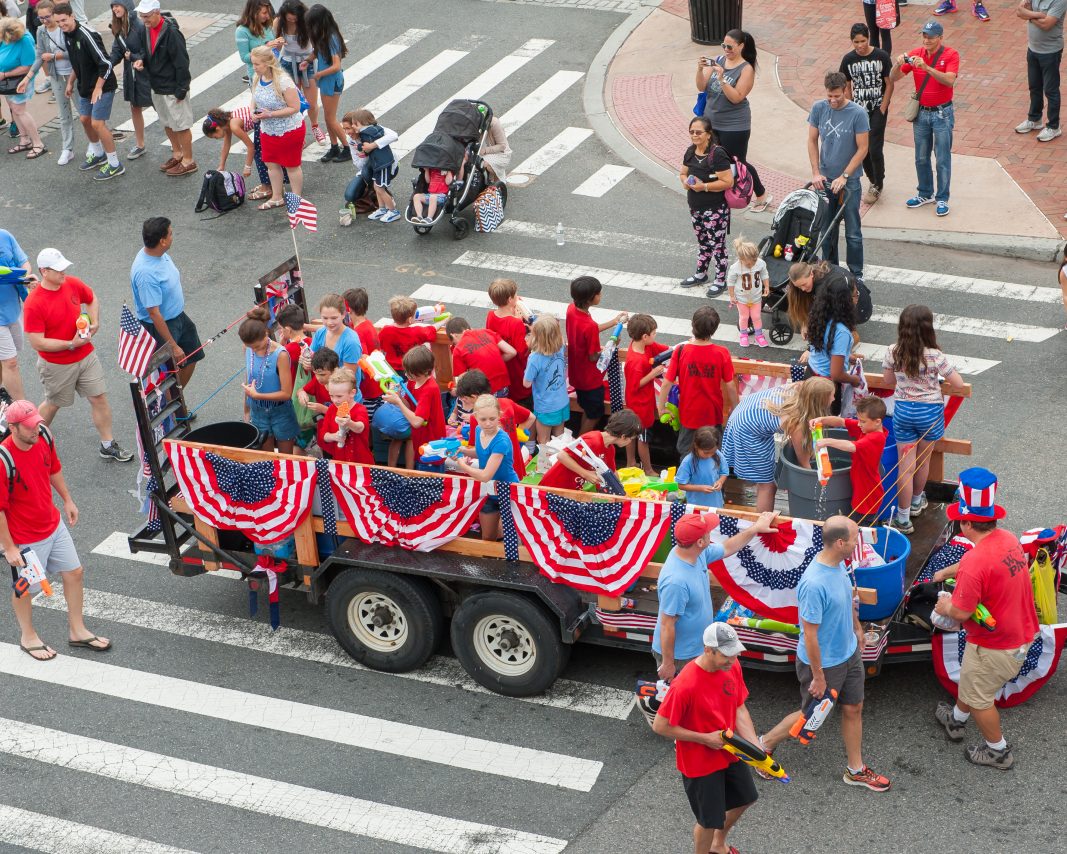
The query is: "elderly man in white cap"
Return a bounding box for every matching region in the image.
[653,621,760,854]
[21,248,131,461]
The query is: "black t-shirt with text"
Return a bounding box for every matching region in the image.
[839,49,892,112]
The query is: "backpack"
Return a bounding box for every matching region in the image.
[194,170,246,216]
[0,424,55,495]
[723,151,754,209]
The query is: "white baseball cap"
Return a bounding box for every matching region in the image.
[135,0,161,13]
[703,622,746,657]
[36,248,72,272]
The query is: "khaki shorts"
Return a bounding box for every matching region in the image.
[38,350,107,408]
[152,92,194,132]
[958,641,1030,710]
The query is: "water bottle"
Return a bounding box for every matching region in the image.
[555,222,565,247]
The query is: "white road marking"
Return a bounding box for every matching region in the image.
[498,70,584,136]
[507,127,592,180]
[496,219,691,254]
[864,263,1064,304]
[572,164,633,197]
[0,644,602,791]
[0,805,200,854]
[91,531,242,579]
[38,583,636,720]
[126,53,246,132]
[0,719,569,854]
[868,307,1057,342]
[393,38,555,159]
[365,49,470,119]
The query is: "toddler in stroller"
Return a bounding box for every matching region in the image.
[412,166,455,224]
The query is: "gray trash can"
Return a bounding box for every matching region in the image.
[689,0,743,46]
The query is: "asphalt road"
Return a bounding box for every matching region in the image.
[1,0,1065,852]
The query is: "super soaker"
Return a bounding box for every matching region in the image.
[335,401,351,448]
[942,578,997,631]
[596,321,624,373]
[413,304,450,324]
[76,313,91,339]
[811,423,833,486]
[358,350,417,406]
[789,687,838,745]
[720,729,790,783]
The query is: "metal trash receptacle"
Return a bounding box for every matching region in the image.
[689,0,743,46]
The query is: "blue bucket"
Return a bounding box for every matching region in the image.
[854,527,911,620]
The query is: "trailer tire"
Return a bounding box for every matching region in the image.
[450,592,569,696]
[326,569,443,672]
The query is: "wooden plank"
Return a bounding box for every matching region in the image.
[293,515,319,567]
[193,515,220,573]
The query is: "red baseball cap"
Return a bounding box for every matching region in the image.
[4,400,44,429]
[674,511,721,546]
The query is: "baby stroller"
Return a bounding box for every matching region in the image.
[405,99,508,240]
[756,186,846,345]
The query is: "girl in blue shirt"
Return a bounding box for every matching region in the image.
[306,293,362,399]
[457,395,518,542]
[676,426,729,509]
[522,315,570,444]
[804,277,861,414]
[239,306,299,453]
[306,4,347,163]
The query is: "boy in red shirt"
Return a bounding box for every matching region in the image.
[566,275,627,435]
[275,304,310,384]
[623,314,669,475]
[317,369,373,464]
[812,397,888,526]
[343,288,383,416]
[538,409,641,492]
[485,278,531,406]
[296,347,338,418]
[383,346,445,469]
[656,306,737,457]
[446,316,516,396]
[454,370,535,479]
[378,295,441,373]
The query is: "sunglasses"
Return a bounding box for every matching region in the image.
[689,129,708,135]
[721,42,736,49]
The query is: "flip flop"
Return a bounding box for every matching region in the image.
[20,643,57,661]
[749,194,773,213]
[68,635,112,652]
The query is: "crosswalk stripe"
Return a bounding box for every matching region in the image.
[0,643,602,790]
[0,719,569,854]
[497,218,691,254]
[867,307,1056,342]
[125,52,245,133]
[365,49,470,119]
[498,70,584,136]
[572,164,634,197]
[864,263,1063,304]
[393,38,555,160]
[90,531,242,579]
[0,805,200,854]
[508,127,592,180]
[37,585,636,720]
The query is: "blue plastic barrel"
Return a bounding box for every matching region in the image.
[854,526,911,620]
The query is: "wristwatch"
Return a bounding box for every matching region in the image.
[842,172,850,179]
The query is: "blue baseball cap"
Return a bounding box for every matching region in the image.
[921,20,944,36]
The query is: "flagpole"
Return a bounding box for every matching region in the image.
[289,223,303,278]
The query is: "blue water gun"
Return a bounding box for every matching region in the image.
[0,266,30,302]
[596,321,624,373]
[419,438,462,465]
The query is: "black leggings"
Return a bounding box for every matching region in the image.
[862,1,900,55]
[714,128,766,199]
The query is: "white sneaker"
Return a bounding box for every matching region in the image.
[367,207,387,221]
[1015,119,1044,133]
[57,149,74,166]
[1036,126,1062,142]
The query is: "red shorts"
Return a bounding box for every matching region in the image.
[260,125,306,168]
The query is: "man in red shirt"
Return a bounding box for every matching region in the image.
[656,306,737,457]
[933,468,1039,770]
[653,622,759,854]
[23,248,132,462]
[567,276,627,435]
[538,409,640,491]
[890,20,960,217]
[445,317,516,396]
[1,400,112,661]
[811,397,888,526]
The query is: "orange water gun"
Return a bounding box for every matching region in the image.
[811,424,833,486]
[335,401,352,448]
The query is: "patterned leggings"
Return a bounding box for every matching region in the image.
[690,204,730,286]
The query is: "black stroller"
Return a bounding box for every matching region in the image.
[405,99,508,240]
[756,186,846,345]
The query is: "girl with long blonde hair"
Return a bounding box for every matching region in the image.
[249,44,304,209]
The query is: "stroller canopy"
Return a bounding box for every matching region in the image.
[434,100,490,145]
[411,132,466,173]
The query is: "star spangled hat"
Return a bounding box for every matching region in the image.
[946,467,1006,522]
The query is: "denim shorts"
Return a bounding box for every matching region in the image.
[317,71,344,96]
[75,89,115,120]
[250,400,301,441]
[893,400,945,444]
[481,495,501,514]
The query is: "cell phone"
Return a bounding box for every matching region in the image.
[704,57,715,66]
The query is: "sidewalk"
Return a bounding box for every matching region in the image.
[600,0,1066,259]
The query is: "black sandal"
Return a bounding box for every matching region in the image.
[680,274,708,288]
[26,145,48,159]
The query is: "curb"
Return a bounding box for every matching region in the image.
[585,10,1065,264]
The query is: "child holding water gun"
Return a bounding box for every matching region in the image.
[539,410,641,492]
[454,370,535,479]
[811,396,888,527]
[456,395,520,541]
[379,296,440,374]
[382,345,445,469]
[676,426,729,509]
[567,275,627,434]
[523,315,569,445]
[486,278,531,405]
[623,314,669,475]
[317,369,372,464]
[726,236,770,348]
[239,307,299,454]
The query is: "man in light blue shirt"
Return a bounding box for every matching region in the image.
[652,510,780,681]
[0,229,35,402]
[761,515,891,793]
[130,217,203,386]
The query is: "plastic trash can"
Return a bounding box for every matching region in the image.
[185,421,260,449]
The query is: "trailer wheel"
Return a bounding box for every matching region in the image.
[326,569,443,671]
[450,592,569,696]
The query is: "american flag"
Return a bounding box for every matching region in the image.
[118,304,157,377]
[508,483,672,595]
[913,535,973,585]
[165,441,317,544]
[330,464,488,551]
[933,624,1067,708]
[285,192,318,232]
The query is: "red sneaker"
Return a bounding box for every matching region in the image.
[843,765,891,792]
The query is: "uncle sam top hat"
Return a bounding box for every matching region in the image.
[946,467,1006,522]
